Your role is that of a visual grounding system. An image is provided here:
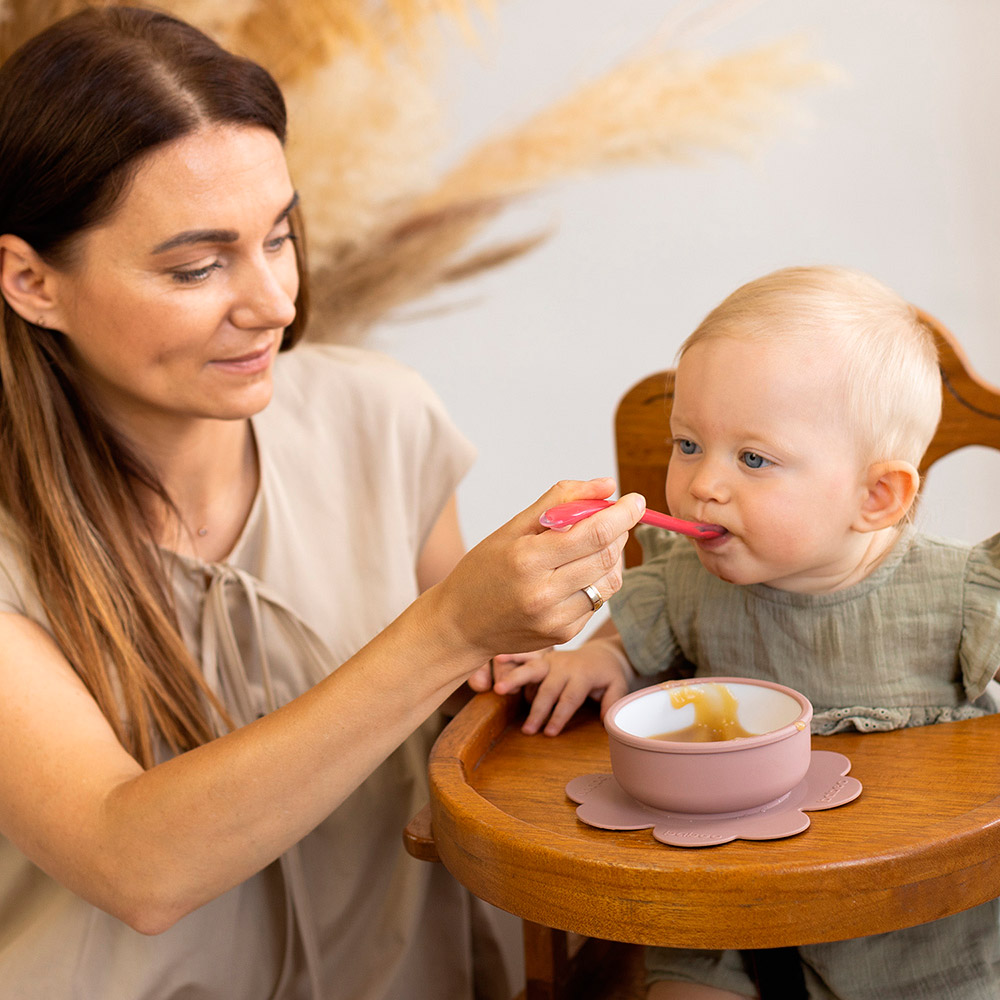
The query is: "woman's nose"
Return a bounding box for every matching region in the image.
[230,257,298,331]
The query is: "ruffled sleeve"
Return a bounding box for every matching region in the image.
[960,533,1000,702]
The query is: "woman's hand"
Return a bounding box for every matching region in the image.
[427,478,644,662]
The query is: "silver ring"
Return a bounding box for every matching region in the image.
[583,584,604,612]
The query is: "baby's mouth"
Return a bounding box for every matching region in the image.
[700,524,727,538]
[686,516,727,539]
[692,524,730,547]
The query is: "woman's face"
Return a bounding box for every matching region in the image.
[46,125,299,441]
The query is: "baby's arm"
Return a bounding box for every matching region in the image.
[492,620,636,735]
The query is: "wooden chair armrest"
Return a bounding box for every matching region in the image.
[403,802,440,862]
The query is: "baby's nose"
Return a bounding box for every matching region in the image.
[688,461,730,504]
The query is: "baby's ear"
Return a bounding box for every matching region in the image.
[855,461,920,532]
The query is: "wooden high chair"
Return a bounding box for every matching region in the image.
[404,310,1000,1000]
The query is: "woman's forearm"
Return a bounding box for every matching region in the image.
[100,591,476,932]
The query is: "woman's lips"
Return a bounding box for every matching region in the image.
[210,345,273,374]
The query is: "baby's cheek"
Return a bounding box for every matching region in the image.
[664,471,683,511]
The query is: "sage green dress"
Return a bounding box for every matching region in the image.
[611,526,1000,999]
[0,345,493,1000]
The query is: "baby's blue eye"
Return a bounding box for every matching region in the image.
[675,438,699,455]
[741,451,770,469]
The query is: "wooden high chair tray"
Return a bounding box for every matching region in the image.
[423,692,1000,949]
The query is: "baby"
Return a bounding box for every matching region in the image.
[491,266,1000,1000]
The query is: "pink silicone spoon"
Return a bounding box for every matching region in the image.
[539,499,726,539]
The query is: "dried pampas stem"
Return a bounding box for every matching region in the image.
[1,0,80,60]
[421,39,833,211]
[306,36,834,343]
[283,49,445,250]
[159,0,258,41]
[228,0,493,81]
[0,0,493,71]
[308,197,552,344]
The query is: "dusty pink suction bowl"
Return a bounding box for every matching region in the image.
[605,677,813,814]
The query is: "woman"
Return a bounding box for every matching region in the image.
[0,7,643,998]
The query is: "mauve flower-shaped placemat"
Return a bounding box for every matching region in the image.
[565,750,862,848]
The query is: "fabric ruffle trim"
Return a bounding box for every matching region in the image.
[812,695,998,735]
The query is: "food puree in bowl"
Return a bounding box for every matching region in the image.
[651,683,754,742]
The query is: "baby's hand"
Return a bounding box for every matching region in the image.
[467,661,495,693]
[490,649,550,694]
[467,649,556,695]
[495,642,633,737]
[466,650,556,696]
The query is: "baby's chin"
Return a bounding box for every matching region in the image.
[692,547,770,588]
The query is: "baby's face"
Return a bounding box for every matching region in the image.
[667,334,873,593]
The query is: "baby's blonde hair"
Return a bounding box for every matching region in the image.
[678,266,942,467]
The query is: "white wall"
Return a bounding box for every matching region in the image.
[374,0,1000,558]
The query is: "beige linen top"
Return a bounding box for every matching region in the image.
[0,345,477,999]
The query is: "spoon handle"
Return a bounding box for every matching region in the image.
[539,499,725,539]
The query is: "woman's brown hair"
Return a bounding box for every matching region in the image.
[0,5,310,767]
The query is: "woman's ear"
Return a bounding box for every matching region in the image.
[0,234,61,328]
[855,461,920,532]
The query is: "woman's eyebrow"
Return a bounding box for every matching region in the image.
[275,191,299,225]
[151,191,299,254]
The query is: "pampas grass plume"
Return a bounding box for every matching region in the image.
[422,38,834,211]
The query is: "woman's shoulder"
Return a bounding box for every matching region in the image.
[266,343,452,435]
[256,342,474,494]
[275,342,433,397]
[0,513,49,623]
